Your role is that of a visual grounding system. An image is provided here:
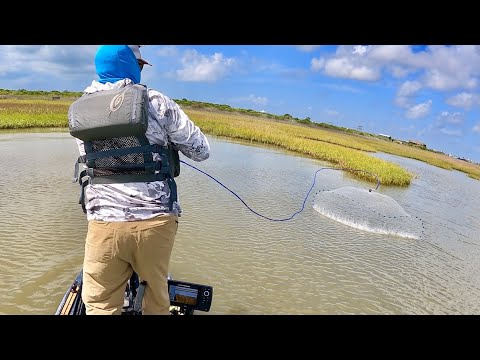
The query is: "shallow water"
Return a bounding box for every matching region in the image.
[0,131,479,314]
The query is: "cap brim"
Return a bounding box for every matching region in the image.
[139,59,152,66]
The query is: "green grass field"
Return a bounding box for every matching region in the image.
[1,92,479,186]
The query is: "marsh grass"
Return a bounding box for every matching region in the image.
[183,109,480,184]
[1,98,479,185]
[184,109,412,186]
[0,99,71,128]
[355,134,480,181]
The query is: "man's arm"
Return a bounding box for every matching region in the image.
[149,91,210,162]
[76,138,86,156]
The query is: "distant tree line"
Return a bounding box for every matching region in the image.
[173,98,370,136]
[0,89,371,137]
[0,89,83,97]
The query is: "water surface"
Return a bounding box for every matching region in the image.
[0,131,479,314]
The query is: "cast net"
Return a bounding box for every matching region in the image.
[313,186,425,239]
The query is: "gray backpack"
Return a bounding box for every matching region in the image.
[68,84,178,212]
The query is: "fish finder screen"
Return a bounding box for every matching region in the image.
[169,284,198,305]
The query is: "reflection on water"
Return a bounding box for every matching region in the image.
[0,131,479,314]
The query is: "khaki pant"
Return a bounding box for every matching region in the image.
[82,214,178,315]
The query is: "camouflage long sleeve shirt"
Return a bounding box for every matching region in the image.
[76,79,210,222]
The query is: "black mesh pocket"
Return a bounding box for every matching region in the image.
[91,136,148,176]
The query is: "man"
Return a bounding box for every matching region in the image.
[69,45,210,315]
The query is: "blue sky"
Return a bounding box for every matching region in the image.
[1,45,479,163]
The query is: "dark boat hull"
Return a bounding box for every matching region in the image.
[55,270,85,315]
[56,269,213,315]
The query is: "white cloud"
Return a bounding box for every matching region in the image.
[423,69,477,91]
[417,125,432,137]
[0,45,97,78]
[313,45,480,91]
[438,111,463,125]
[420,45,480,91]
[398,81,422,98]
[156,46,179,57]
[428,111,464,138]
[440,128,462,136]
[446,92,478,109]
[390,65,411,78]
[352,45,368,56]
[369,45,414,62]
[248,94,268,106]
[324,57,379,81]
[311,57,325,71]
[309,45,386,82]
[176,49,235,82]
[473,123,480,133]
[325,109,339,116]
[396,80,422,107]
[231,94,268,106]
[406,100,432,119]
[296,45,321,52]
